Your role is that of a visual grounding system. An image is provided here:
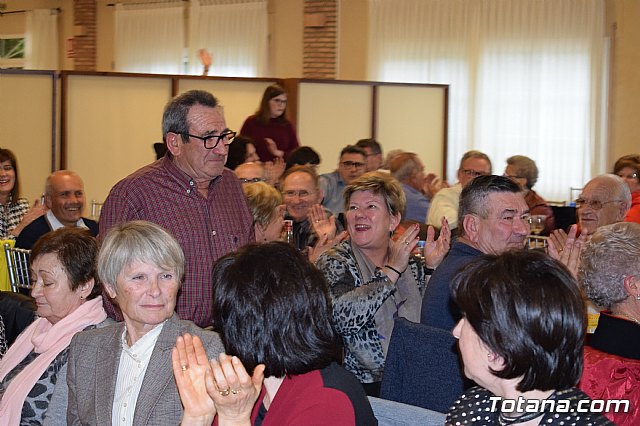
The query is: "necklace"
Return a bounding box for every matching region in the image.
[497,391,557,426]
[498,410,545,425]
[614,310,640,325]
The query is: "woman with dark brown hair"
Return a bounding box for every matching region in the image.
[0,148,45,239]
[239,85,300,162]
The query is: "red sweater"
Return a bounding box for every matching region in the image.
[625,191,640,224]
[239,115,299,162]
[215,363,376,426]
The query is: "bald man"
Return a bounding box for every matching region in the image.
[15,170,98,249]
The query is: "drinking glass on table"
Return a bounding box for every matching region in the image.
[527,215,547,249]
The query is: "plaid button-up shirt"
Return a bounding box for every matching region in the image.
[99,155,254,327]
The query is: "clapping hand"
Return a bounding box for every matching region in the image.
[309,204,337,240]
[547,224,588,278]
[424,217,451,268]
[208,354,264,425]
[386,223,420,282]
[172,334,218,425]
[265,138,284,158]
[264,157,285,186]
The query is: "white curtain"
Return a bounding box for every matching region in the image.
[368,0,606,202]
[188,0,268,77]
[24,9,59,70]
[114,2,185,74]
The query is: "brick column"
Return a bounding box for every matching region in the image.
[303,0,337,79]
[73,0,97,71]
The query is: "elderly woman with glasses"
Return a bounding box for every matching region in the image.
[578,222,640,425]
[66,221,224,424]
[240,84,299,162]
[448,250,612,425]
[316,171,450,396]
[613,154,640,224]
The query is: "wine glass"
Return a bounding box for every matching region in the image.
[528,215,546,236]
[527,215,547,250]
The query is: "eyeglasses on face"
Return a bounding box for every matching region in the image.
[271,98,287,105]
[282,190,313,199]
[238,177,264,183]
[617,172,639,180]
[183,130,236,150]
[462,169,488,178]
[340,161,366,170]
[574,198,621,210]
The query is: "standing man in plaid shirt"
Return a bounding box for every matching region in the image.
[99,90,254,327]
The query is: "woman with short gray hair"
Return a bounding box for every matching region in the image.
[66,220,225,425]
[578,221,640,425]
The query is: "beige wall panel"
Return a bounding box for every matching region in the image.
[376,86,446,177]
[0,73,54,201]
[66,75,171,206]
[177,79,277,133]
[270,0,303,77]
[297,83,372,174]
[338,0,368,81]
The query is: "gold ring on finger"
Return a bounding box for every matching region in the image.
[219,388,231,396]
[231,389,242,395]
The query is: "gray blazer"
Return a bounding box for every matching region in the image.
[66,313,224,425]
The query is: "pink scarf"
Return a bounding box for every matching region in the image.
[0,296,107,425]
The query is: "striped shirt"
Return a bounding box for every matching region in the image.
[99,156,254,327]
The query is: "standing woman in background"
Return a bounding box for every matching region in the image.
[0,149,46,239]
[240,85,300,162]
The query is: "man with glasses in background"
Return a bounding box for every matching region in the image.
[319,145,367,216]
[99,90,254,328]
[550,174,631,250]
[356,138,384,172]
[427,150,492,235]
[280,165,344,251]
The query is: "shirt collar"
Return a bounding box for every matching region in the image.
[46,210,88,230]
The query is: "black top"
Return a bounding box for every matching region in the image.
[447,386,614,425]
[590,311,640,360]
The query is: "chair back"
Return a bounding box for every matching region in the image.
[380,318,468,413]
[368,396,446,426]
[4,243,32,293]
[90,200,104,220]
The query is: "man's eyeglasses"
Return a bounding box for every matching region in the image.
[462,169,488,178]
[183,130,236,150]
[574,198,621,210]
[238,177,264,184]
[282,190,313,199]
[340,161,366,170]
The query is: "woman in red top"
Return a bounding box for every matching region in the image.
[613,154,640,224]
[240,85,299,162]
[172,242,376,426]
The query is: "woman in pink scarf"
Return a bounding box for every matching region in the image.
[0,227,107,425]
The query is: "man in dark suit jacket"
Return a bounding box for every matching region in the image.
[16,170,97,249]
